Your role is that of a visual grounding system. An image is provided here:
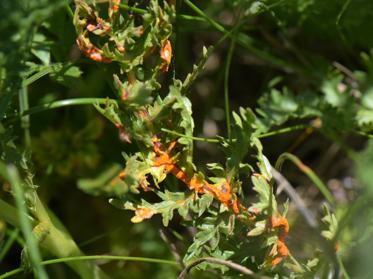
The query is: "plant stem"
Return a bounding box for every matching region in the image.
[0,255,178,279]
[271,168,318,228]
[18,86,31,149]
[65,0,74,18]
[162,124,308,143]
[177,257,268,279]
[161,128,220,143]
[0,198,33,228]
[258,124,308,138]
[336,253,351,279]
[119,3,205,22]
[5,165,48,279]
[0,167,109,279]
[224,38,235,140]
[183,0,303,73]
[0,228,20,262]
[275,153,334,205]
[8,98,117,121]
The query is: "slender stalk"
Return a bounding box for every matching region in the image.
[9,98,117,121]
[119,3,146,14]
[258,124,308,138]
[336,253,351,279]
[0,228,20,262]
[336,0,352,50]
[6,165,48,279]
[271,168,318,228]
[177,257,268,279]
[181,21,246,94]
[0,255,178,279]
[161,128,220,143]
[18,86,31,148]
[0,168,109,278]
[65,0,74,18]
[23,67,55,87]
[0,198,33,228]
[162,124,308,143]
[183,0,303,73]
[275,153,334,205]
[31,195,109,279]
[119,3,204,22]
[354,130,373,139]
[224,39,235,140]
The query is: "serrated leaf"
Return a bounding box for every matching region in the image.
[247,220,267,236]
[322,75,348,107]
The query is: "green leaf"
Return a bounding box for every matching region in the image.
[225,107,256,178]
[250,174,277,214]
[321,74,348,107]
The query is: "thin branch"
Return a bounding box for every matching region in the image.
[7,98,118,122]
[183,0,304,74]
[161,128,220,143]
[332,61,357,83]
[275,153,334,205]
[177,257,268,279]
[258,124,308,139]
[159,228,185,268]
[271,168,318,228]
[224,38,235,140]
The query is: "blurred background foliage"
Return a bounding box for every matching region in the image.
[1,0,373,278]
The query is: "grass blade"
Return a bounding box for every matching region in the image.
[3,164,48,279]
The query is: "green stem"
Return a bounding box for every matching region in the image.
[336,253,351,279]
[18,86,31,148]
[162,124,308,143]
[0,198,33,228]
[258,124,308,138]
[0,228,20,262]
[65,0,74,18]
[354,130,373,139]
[119,3,146,14]
[183,0,303,73]
[288,252,305,273]
[224,39,235,140]
[181,20,245,94]
[0,255,178,279]
[161,128,220,143]
[23,67,55,87]
[33,195,110,279]
[275,153,334,205]
[119,3,204,22]
[5,165,48,279]
[0,177,109,278]
[9,98,117,121]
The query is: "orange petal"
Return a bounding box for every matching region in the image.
[131,207,154,223]
[160,40,172,65]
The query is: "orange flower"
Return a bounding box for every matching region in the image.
[270,240,289,266]
[76,36,112,63]
[112,0,120,12]
[131,207,155,223]
[269,216,290,266]
[119,170,126,179]
[270,216,289,239]
[160,40,172,71]
[152,137,241,214]
[117,43,125,53]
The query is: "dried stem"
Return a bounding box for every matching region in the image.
[177,257,269,279]
[271,168,318,228]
